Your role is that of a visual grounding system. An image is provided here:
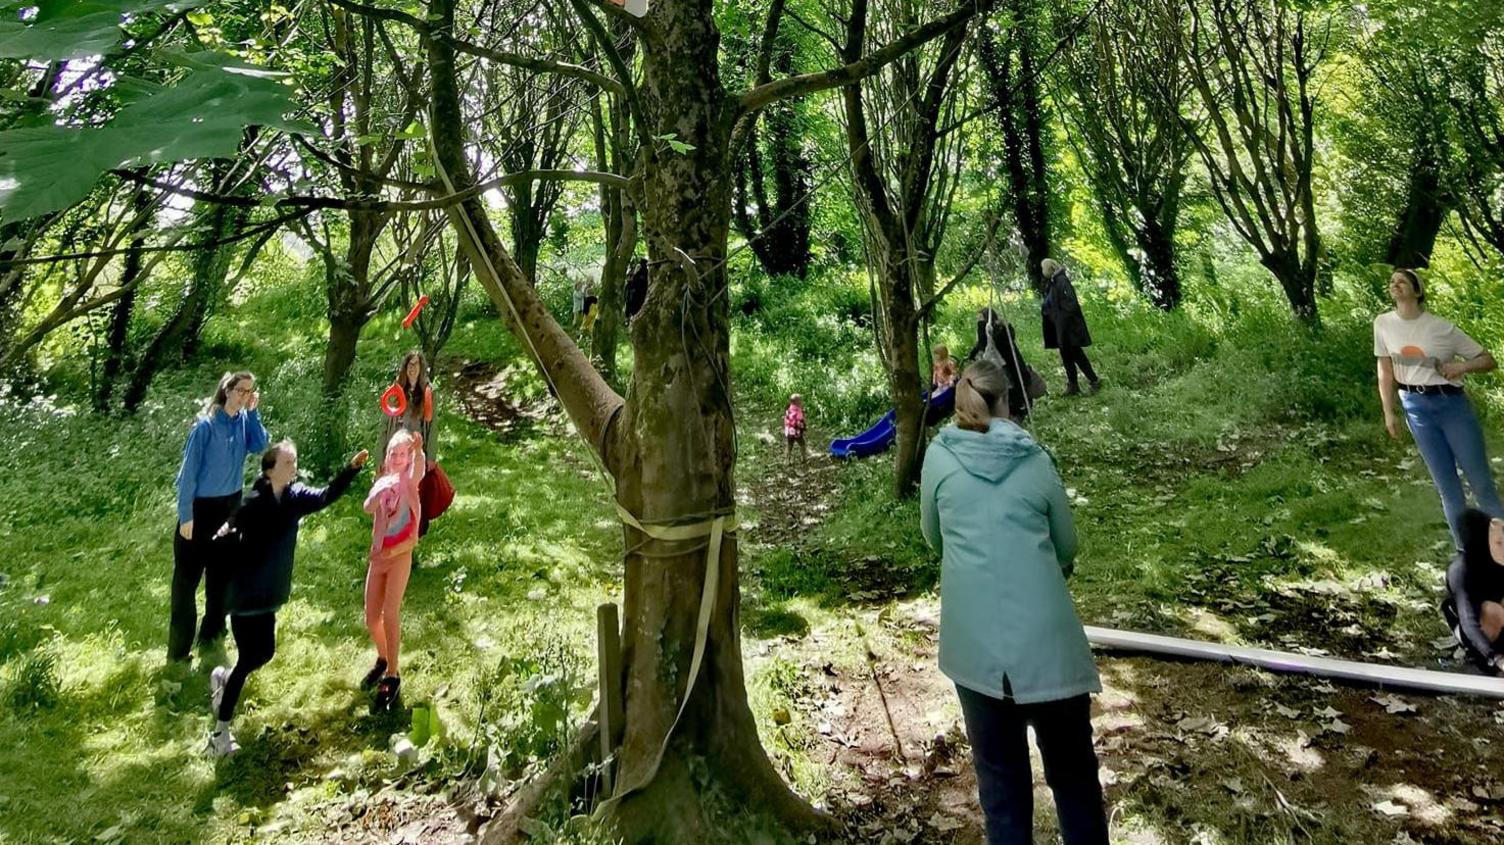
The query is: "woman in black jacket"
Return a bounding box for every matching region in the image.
[1443,508,1504,676]
[205,441,368,757]
[968,307,1032,419]
[1040,259,1100,396]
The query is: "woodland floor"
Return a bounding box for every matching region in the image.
[451,359,1504,845]
[5,338,1504,845]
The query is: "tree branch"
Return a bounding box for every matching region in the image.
[116,169,629,213]
[755,0,789,87]
[738,0,995,114]
[567,0,652,151]
[326,0,625,94]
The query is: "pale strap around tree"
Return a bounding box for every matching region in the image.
[597,505,735,813]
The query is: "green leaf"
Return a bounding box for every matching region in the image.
[0,0,207,61]
[393,120,427,141]
[0,56,309,221]
[653,132,695,155]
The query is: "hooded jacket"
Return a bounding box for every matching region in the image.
[220,464,361,615]
[920,419,1100,703]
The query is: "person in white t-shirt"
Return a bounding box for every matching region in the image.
[1375,268,1504,549]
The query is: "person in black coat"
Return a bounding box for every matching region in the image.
[967,307,1032,419]
[204,441,367,757]
[1443,508,1504,675]
[1040,258,1101,396]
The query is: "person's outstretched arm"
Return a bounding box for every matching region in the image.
[291,451,368,518]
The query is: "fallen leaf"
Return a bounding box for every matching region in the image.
[1373,800,1409,817]
[1321,718,1352,735]
[1370,694,1417,715]
[1315,706,1343,719]
[1273,704,1300,719]
[927,813,963,832]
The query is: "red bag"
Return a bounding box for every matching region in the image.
[418,460,455,536]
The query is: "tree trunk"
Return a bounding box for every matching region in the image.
[592,81,636,385]
[1263,251,1318,324]
[879,253,926,498]
[509,182,546,284]
[1135,216,1181,309]
[427,0,824,837]
[321,209,384,397]
[94,243,143,412]
[1385,125,1449,269]
[608,4,824,836]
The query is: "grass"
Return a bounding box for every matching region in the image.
[3,259,1501,842]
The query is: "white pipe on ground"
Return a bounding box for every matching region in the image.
[1085,626,1504,699]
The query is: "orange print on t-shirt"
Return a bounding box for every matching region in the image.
[1400,345,1425,358]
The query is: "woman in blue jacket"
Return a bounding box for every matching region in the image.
[920,358,1108,844]
[206,440,367,757]
[168,371,270,662]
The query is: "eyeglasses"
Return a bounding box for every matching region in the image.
[232,386,255,396]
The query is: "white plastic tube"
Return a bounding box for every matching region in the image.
[1085,626,1504,699]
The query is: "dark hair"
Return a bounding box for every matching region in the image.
[204,371,254,418]
[395,352,429,399]
[1395,268,1425,306]
[261,439,296,474]
[1460,508,1496,569]
[955,359,1013,432]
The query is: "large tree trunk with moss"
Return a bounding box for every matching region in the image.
[426,3,820,837]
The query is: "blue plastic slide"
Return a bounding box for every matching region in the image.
[829,384,955,459]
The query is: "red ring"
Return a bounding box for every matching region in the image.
[381,384,408,417]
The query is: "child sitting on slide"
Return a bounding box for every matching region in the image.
[1445,508,1504,675]
[932,345,958,391]
[362,430,425,710]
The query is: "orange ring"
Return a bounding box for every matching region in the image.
[381,384,408,417]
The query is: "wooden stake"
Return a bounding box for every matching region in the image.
[596,602,625,794]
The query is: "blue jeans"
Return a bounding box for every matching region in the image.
[956,685,1109,845]
[1401,391,1504,549]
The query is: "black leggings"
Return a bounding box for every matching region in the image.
[1059,345,1098,389]
[956,686,1109,845]
[219,612,277,722]
[167,493,240,660]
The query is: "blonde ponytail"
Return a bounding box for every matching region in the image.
[955,359,1012,432]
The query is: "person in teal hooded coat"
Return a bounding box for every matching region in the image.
[920,357,1108,845]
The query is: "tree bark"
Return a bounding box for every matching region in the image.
[320,208,387,397]
[94,213,147,412]
[1385,122,1448,268]
[980,6,1053,295]
[428,0,826,838]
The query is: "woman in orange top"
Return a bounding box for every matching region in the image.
[381,352,435,462]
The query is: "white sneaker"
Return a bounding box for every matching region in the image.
[210,666,229,717]
[206,728,239,758]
